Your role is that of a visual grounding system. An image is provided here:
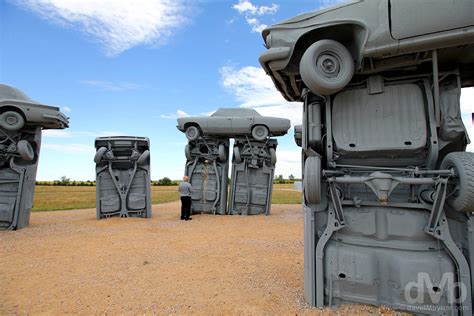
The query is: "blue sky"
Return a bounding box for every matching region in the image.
[1,0,473,181]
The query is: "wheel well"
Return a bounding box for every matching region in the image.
[0,105,26,121]
[290,23,367,72]
[184,122,201,131]
[251,124,269,131]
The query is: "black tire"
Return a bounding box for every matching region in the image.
[94,147,107,164]
[185,144,192,161]
[300,40,354,95]
[440,152,474,212]
[137,150,150,165]
[218,144,227,162]
[269,147,277,164]
[185,125,200,141]
[304,156,321,204]
[233,146,242,164]
[1,111,25,131]
[17,140,34,161]
[251,125,269,141]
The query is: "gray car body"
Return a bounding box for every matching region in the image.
[177,108,290,137]
[259,0,474,101]
[0,84,69,129]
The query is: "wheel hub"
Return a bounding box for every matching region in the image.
[317,54,340,77]
[6,116,18,125]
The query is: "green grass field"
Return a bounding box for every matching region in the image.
[32,184,301,211]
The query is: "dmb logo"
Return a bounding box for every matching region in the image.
[404,272,467,305]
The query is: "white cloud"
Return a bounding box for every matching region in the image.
[160,110,190,119]
[233,1,278,15]
[42,143,94,154]
[220,65,302,125]
[232,0,278,33]
[42,130,73,138]
[14,0,190,56]
[274,149,301,179]
[79,80,144,91]
[160,110,216,120]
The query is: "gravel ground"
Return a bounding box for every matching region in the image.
[1,203,405,315]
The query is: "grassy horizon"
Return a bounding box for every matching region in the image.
[32,184,301,212]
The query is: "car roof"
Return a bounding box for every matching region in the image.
[0,84,35,103]
[211,108,261,117]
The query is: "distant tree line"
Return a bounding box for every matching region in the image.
[273,174,301,184]
[36,176,179,186]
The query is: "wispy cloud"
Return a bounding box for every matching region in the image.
[160,110,190,119]
[160,110,216,120]
[232,0,278,33]
[220,65,302,125]
[79,80,145,91]
[42,130,73,138]
[14,0,191,56]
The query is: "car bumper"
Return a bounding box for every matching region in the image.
[42,112,69,129]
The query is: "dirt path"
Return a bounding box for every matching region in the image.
[0,203,401,314]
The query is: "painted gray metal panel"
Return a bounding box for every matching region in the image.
[184,137,229,215]
[95,136,151,219]
[390,0,474,40]
[229,138,277,215]
[332,83,427,155]
[297,71,473,314]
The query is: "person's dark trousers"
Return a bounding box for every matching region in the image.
[180,196,192,220]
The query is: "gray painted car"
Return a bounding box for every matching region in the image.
[259,0,474,100]
[94,136,151,219]
[0,84,69,230]
[0,84,69,130]
[177,108,291,141]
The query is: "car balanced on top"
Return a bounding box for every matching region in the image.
[177,108,291,142]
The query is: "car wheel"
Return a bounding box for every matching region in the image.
[185,144,192,161]
[233,146,242,164]
[94,147,108,164]
[300,39,354,95]
[17,140,34,161]
[440,152,474,212]
[185,125,200,141]
[251,125,269,141]
[304,156,321,204]
[269,147,277,164]
[137,150,150,165]
[218,144,227,162]
[1,111,25,131]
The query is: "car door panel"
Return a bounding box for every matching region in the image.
[390,0,474,40]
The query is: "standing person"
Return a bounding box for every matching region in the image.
[179,176,193,221]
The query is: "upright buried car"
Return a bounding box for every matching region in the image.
[0,84,69,230]
[177,108,290,141]
[261,1,474,315]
